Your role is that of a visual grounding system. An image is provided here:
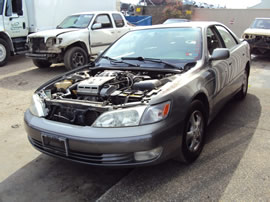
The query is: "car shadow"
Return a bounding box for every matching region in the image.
[98,93,262,201]
[0,94,261,202]
[0,154,131,202]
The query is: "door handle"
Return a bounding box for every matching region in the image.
[229,62,232,66]
[23,22,26,29]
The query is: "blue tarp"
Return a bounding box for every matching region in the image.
[125,16,152,26]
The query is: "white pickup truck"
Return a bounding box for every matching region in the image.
[26,11,132,70]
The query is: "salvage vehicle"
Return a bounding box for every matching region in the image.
[242,18,270,55]
[24,22,250,166]
[26,11,132,70]
[0,0,120,67]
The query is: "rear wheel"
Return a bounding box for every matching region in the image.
[0,38,10,67]
[176,100,206,163]
[33,59,52,68]
[235,69,248,100]
[64,47,88,71]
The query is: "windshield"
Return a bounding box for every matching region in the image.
[100,27,202,68]
[251,19,270,29]
[58,14,94,29]
[0,0,4,15]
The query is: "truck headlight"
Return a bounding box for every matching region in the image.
[29,94,47,117]
[140,101,171,124]
[92,106,146,128]
[46,37,56,47]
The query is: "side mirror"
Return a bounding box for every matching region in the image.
[92,23,102,30]
[210,48,230,61]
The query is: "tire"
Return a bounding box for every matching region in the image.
[0,38,10,67]
[235,69,249,100]
[33,59,52,68]
[177,100,207,164]
[64,47,88,71]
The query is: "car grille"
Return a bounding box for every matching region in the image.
[29,37,47,52]
[30,137,135,165]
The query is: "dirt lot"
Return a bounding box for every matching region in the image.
[1,56,270,201]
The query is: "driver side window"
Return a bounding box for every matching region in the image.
[94,14,113,29]
[207,27,222,55]
[6,0,23,16]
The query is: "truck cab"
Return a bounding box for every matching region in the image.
[0,0,28,66]
[0,0,121,67]
[26,11,132,70]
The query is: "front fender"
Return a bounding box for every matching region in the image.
[56,30,90,54]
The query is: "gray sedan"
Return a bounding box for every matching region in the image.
[24,22,250,166]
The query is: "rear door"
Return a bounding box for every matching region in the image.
[111,13,130,38]
[214,25,245,94]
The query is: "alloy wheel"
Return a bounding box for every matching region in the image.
[186,110,204,152]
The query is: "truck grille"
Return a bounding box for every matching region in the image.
[29,37,47,52]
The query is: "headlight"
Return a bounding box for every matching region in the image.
[140,101,171,125]
[92,101,171,128]
[46,37,56,47]
[92,106,146,128]
[29,94,47,117]
[58,38,63,44]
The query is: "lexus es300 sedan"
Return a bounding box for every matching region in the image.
[24,22,250,166]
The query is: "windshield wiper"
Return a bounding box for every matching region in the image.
[101,56,140,67]
[121,56,183,70]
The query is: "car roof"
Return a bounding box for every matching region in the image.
[71,11,121,16]
[133,21,224,30]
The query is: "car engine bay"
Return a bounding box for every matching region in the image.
[39,69,175,126]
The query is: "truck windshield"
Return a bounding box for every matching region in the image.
[101,27,202,65]
[58,14,94,29]
[251,19,270,29]
[0,0,4,15]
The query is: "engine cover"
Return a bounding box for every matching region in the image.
[77,70,120,96]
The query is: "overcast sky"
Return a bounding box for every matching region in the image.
[121,0,261,8]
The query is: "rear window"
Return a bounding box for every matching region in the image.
[112,14,125,28]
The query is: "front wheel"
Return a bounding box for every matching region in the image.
[33,59,52,68]
[235,69,249,100]
[0,38,10,67]
[64,47,88,71]
[177,100,206,164]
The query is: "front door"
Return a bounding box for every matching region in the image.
[3,0,28,38]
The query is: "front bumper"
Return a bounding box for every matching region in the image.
[24,110,183,167]
[25,53,59,60]
[246,37,270,52]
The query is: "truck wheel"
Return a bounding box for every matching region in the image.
[64,47,88,70]
[33,59,52,68]
[0,38,10,67]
